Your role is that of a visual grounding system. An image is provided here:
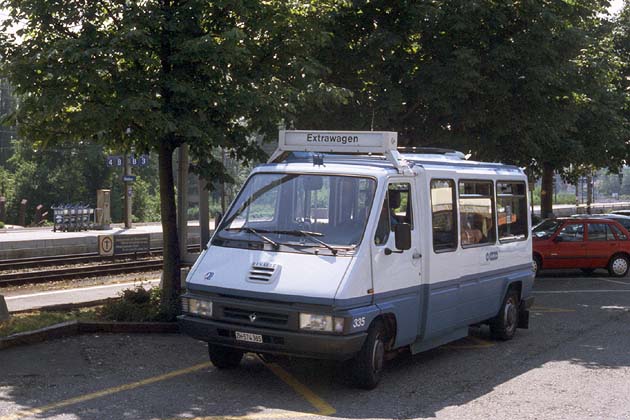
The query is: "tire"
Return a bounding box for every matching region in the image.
[533,255,542,277]
[351,320,386,389]
[490,290,520,341]
[580,268,595,275]
[208,343,243,369]
[608,254,629,277]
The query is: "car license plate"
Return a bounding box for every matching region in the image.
[235,331,263,343]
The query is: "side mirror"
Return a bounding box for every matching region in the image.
[553,235,563,243]
[394,223,412,251]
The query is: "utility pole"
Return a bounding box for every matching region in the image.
[199,176,210,250]
[123,152,133,228]
[177,144,189,261]
[586,172,593,214]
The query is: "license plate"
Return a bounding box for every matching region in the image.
[235,331,263,343]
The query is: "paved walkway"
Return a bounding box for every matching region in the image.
[4,279,160,312]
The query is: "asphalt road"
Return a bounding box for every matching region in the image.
[1,270,629,420]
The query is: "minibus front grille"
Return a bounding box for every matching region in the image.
[223,307,289,326]
[248,266,276,282]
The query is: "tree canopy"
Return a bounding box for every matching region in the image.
[293,0,629,216]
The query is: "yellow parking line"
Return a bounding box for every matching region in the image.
[531,306,576,313]
[166,358,338,419]
[165,411,317,420]
[1,353,336,420]
[262,360,336,416]
[0,362,212,420]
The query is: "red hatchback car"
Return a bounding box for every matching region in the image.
[533,217,630,277]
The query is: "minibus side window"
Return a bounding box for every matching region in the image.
[388,183,413,230]
[431,179,457,252]
[459,180,496,247]
[497,181,528,242]
[374,195,391,245]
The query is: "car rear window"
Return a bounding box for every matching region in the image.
[610,224,628,240]
[587,223,616,241]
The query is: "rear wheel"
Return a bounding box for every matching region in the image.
[608,254,629,277]
[533,255,542,277]
[208,344,243,369]
[490,290,519,341]
[351,320,386,389]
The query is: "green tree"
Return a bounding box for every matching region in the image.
[295,0,629,217]
[7,140,109,225]
[0,0,342,311]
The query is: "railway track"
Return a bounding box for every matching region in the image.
[0,260,165,287]
[0,245,201,271]
[0,244,200,287]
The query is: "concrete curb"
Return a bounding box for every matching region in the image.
[0,320,179,350]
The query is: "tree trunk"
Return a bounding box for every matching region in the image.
[158,140,181,313]
[541,163,554,219]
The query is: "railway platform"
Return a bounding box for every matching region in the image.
[0,223,204,260]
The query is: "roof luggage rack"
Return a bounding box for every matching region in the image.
[268,130,469,172]
[398,147,466,159]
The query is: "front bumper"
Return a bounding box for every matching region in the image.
[178,315,367,360]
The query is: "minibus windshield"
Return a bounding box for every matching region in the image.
[215,173,377,250]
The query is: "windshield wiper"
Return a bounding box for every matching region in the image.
[272,229,338,256]
[225,227,279,249]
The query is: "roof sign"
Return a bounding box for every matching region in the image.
[279,130,397,154]
[269,130,408,173]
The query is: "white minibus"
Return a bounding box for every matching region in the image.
[179,130,534,389]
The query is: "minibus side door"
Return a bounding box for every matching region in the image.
[370,179,422,347]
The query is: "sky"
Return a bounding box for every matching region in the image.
[610,0,624,15]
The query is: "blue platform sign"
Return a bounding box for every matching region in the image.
[129,155,149,167]
[122,175,137,182]
[106,156,124,167]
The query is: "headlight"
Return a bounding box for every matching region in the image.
[182,297,213,318]
[299,313,345,333]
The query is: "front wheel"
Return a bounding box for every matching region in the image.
[608,254,629,277]
[208,344,243,369]
[351,320,386,389]
[490,290,519,341]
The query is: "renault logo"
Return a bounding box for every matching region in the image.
[249,313,257,323]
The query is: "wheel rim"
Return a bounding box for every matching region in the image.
[504,297,518,333]
[612,257,628,276]
[533,259,538,274]
[371,336,384,374]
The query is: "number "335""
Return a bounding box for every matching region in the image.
[352,317,366,329]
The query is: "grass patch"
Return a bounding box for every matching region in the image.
[0,308,99,337]
[98,286,178,322]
